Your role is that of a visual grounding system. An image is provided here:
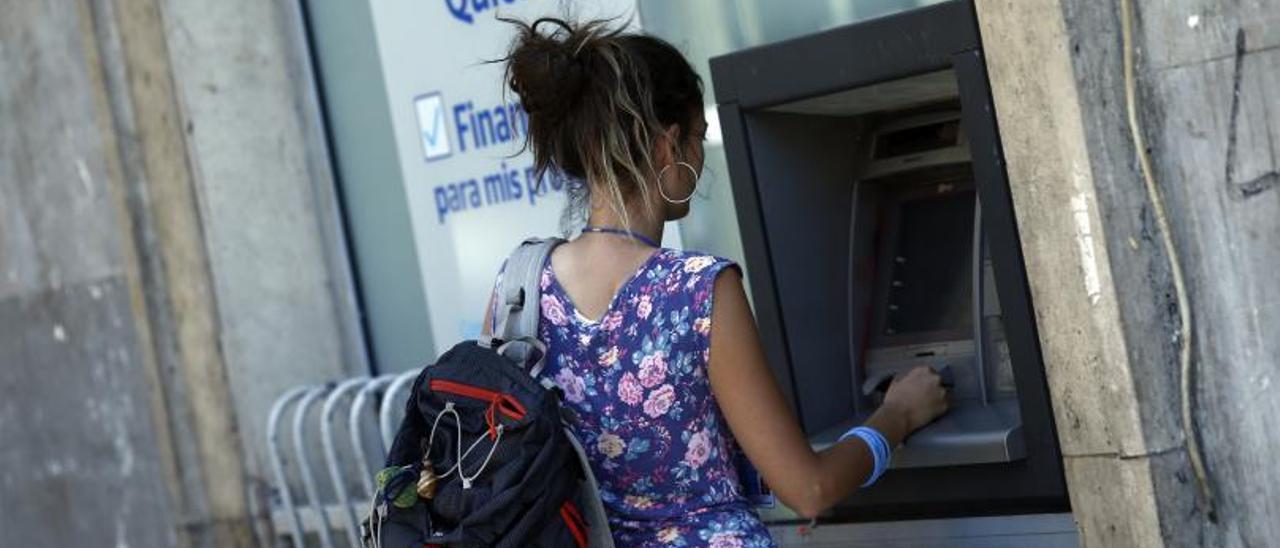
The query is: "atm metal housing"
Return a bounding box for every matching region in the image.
[711,0,1068,520]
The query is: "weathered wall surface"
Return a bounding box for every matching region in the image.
[158,0,365,499]
[0,1,178,546]
[1,0,365,545]
[976,0,1280,546]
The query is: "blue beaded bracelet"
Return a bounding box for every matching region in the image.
[839,426,891,487]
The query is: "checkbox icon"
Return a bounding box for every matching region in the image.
[415,92,451,161]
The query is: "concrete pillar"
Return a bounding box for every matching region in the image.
[975,0,1280,546]
[2,0,366,545]
[1,0,181,546]
[155,0,367,509]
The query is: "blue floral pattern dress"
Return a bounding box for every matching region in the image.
[492,248,775,547]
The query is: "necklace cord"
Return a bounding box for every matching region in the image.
[581,225,661,248]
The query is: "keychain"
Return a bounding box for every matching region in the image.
[417,456,439,499]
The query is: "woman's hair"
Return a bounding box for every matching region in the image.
[500,17,703,231]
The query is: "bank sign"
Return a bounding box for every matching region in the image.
[368,0,639,346]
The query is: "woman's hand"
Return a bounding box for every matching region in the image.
[881,366,949,433]
[708,269,953,518]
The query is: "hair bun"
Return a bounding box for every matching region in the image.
[505,18,609,119]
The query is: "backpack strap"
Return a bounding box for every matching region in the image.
[484,238,615,546]
[564,426,617,548]
[481,237,565,373]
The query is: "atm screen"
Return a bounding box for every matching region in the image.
[883,189,975,338]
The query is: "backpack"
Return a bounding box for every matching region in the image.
[362,238,615,548]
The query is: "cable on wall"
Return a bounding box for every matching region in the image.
[1118,0,1217,522]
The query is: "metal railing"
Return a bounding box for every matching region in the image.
[266,371,418,547]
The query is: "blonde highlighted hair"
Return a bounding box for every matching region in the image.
[500,17,703,233]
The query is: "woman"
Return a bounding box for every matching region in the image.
[484,18,949,547]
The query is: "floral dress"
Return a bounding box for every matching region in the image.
[492,248,775,547]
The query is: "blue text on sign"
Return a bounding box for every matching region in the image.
[454,100,527,153]
[433,163,570,224]
[445,0,525,25]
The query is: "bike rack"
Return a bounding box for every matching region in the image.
[266,369,418,547]
[320,377,370,548]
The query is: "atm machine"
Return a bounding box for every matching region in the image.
[711,0,1071,527]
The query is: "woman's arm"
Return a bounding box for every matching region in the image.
[707,268,947,519]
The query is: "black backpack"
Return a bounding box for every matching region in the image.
[362,238,614,548]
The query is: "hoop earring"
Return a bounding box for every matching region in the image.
[657,161,699,204]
